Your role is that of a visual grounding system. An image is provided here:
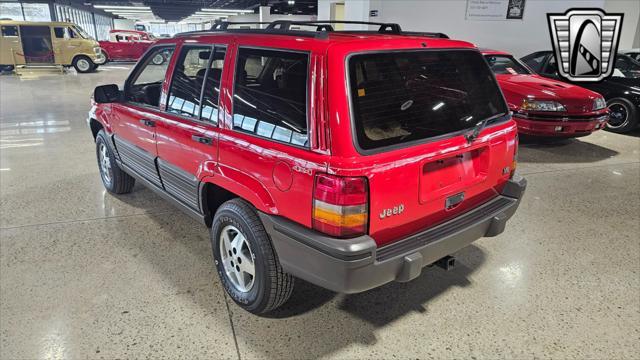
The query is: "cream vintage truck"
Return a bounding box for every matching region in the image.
[0,20,105,73]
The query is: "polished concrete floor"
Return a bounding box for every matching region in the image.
[1,66,639,359]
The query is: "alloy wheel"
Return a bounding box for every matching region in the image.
[99,142,112,185]
[219,225,256,292]
[607,102,629,129]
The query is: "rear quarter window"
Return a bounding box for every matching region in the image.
[232,48,309,147]
[348,49,508,151]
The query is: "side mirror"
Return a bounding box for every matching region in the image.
[94,84,121,103]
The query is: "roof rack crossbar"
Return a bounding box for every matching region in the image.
[186,20,448,40]
[210,21,274,30]
[266,20,402,33]
[340,30,449,39]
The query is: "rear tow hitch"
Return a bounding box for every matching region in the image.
[435,255,456,271]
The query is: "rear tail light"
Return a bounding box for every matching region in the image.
[313,174,368,238]
[511,134,519,178]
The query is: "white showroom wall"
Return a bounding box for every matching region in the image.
[226,12,316,28]
[319,0,640,57]
[604,0,640,49]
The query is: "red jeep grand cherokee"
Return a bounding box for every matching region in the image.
[89,21,526,314]
[483,49,609,138]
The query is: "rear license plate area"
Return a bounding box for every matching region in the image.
[419,147,489,204]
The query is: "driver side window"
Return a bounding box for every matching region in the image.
[545,56,559,75]
[125,46,175,107]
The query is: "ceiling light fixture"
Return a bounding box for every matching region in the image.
[93,5,150,10]
[105,9,152,13]
[194,12,236,16]
[200,8,253,13]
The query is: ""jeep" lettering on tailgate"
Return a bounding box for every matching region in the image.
[379,204,405,219]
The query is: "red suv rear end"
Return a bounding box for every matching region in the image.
[89,21,526,314]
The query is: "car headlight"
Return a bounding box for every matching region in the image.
[521,99,566,112]
[593,97,606,110]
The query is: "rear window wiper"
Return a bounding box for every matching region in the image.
[464,113,505,144]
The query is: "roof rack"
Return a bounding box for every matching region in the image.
[177,20,448,39]
[210,21,272,30]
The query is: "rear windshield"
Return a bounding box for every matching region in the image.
[348,50,508,151]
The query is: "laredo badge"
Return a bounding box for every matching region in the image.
[547,8,623,82]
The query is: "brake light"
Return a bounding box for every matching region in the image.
[511,134,518,178]
[313,174,368,238]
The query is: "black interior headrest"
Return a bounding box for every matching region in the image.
[199,51,211,60]
[212,51,226,61]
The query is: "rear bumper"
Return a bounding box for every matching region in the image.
[259,175,527,293]
[514,114,608,137]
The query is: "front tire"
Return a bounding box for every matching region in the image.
[606,98,638,133]
[95,130,135,194]
[211,199,294,314]
[73,55,96,73]
[96,49,108,64]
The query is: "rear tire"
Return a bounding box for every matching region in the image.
[606,98,638,133]
[73,56,96,73]
[95,130,135,194]
[211,198,294,314]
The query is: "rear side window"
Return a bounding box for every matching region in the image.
[348,50,508,151]
[521,53,547,72]
[167,46,212,118]
[201,47,226,123]
[54,27,65,38]
[1,26,18,37]
[233,48,309,147]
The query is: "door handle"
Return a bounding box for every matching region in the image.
[139,119,155,127]
[192,135,213,145]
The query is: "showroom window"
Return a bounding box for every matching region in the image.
[0,2,24,20]
[232,48,309,147]
[54,4,106,40]
[126,47,175,107]
[348,50,508,150]
[22,3,51,22]
[94,14,112,41]
[167,46,213,118]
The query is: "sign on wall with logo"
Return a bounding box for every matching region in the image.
[466,0,526,21]
[506,0,526,19]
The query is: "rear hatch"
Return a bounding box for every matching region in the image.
[346,49,517,246]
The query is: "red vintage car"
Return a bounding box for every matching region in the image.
[482,49,609,137]
[98,30,157,63]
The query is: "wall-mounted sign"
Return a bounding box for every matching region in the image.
[506,0,526,19]
[370,10,379,17]
[466,0,526,21]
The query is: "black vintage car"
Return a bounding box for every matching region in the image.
[521,51,640,133]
